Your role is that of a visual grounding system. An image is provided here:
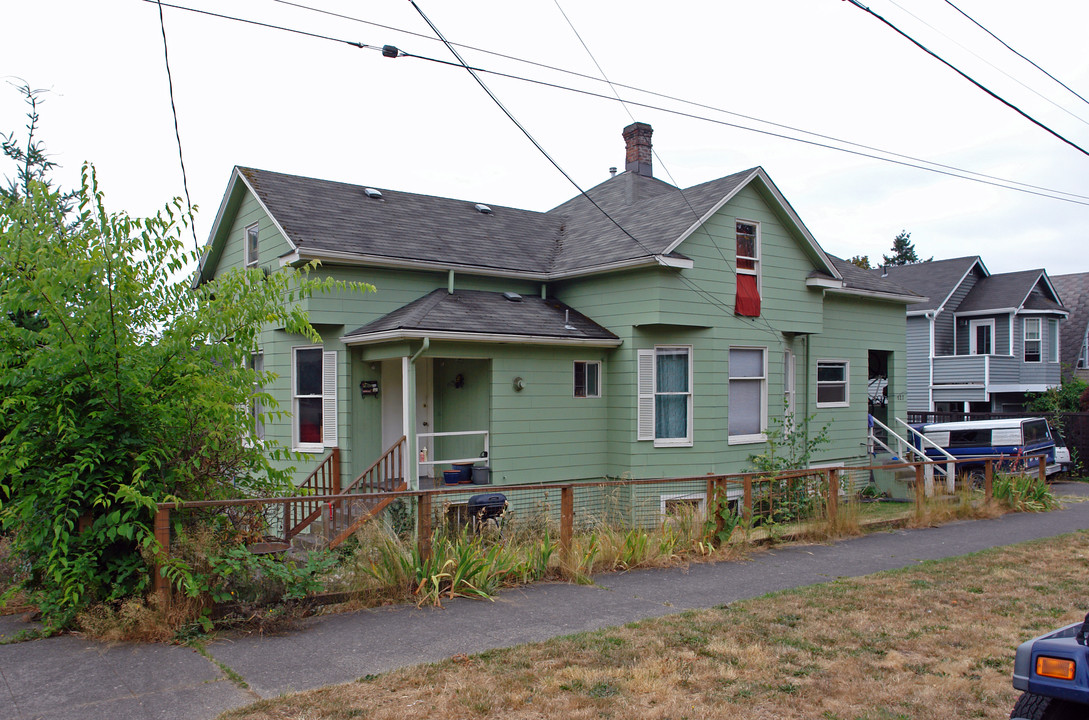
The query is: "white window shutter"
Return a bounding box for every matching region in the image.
[637,350,655,441]
[322,350,338,447]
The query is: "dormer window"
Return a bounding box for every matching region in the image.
[245,223,259,267]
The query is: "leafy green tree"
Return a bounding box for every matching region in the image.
[0,137,371,628]
[1025,378,1089,414]
[882,230,931,266]
[848,254,871,269]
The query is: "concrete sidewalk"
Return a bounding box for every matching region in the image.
[4,483,1088,720]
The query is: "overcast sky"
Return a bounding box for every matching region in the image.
[3,0,1088,278]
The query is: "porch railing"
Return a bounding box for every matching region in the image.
[285,447,340,539]
[417,430,490,468]
[327,436,408,548]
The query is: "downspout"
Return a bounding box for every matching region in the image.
[447,270,454,295]
[802,335,811,444]
[406,337,430,492]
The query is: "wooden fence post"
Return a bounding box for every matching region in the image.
[1038,454,1047,484]
[743,477,753,526]
[985,459,993,501]
[827,468,839,527]
[560,485,573,566]
[417,492,432,561]
[914,463,925,508]
[153,506,172,606]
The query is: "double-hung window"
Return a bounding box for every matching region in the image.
[292,346,338,452]
[728,347,767,443]
[735,220,761,317]
[1048,319,1059,363]
[637,347,693,446]
[573,361,601,398]
[245,223,259,267]
[1024,318,1042,363]
[816,361,849,407]
[969,319,994,355]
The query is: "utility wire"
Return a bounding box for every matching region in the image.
[843,0,1089,158]
[551,0,785,345]
[408,0,764,328]
[266,0,1089,202]
[942,0,1089,108]
[885,0,1089,128]
[155,0,200,253]
[146,0,1089,207]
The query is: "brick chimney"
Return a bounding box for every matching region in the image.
[622,122,653,178]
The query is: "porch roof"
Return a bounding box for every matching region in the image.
[340,289,622,347]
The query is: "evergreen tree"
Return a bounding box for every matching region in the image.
[882,230,931,266]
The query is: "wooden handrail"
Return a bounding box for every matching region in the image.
[327,436,407,548]
[285,447,340,540]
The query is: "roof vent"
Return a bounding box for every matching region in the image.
[563,309,576,331]
[502,292,522,302]
[363,187,383,199]
[475,203,493,215]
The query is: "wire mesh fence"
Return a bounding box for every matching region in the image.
[150,455,1050,602]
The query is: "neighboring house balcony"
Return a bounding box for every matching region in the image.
[931,354,1060,403]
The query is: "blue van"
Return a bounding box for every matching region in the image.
[913,417,1060,476]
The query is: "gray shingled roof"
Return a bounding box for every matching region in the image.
[240,167,562,274]
[957,270,1063,313]
[827,256,921,298]
[881,256,982,312]
[342,289,620,345]
[546,170,753,271]
[1050,272,1089,372]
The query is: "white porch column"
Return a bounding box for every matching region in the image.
[403,355,417,491]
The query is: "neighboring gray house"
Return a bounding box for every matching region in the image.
[1050,272,1089,382]
[882,257,1068,413]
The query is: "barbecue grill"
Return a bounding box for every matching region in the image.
[467,493,507,532]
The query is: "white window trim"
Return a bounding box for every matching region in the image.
[660,492,708,519]
[969,319,995,355]
[1047,319,1060,364]
[1023,317,1042,363]
[244,222,259,267]
[573,360,602,398]
[816,359,850,409]
[251,350,265,442]
[291,345,338,453]
[1079,330,1089,369]
[736,219,761,289]
[728,346,768,445]
[637,346,694,447]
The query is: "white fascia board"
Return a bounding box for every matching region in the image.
[235,170,297,253]
[988,383,1052,394]
[953,308,1017,318]
[1018,308,1070,318]
[663,167,840,279]
[806,277,843,289]
[340,328,624,347]
[934,257,987,313]
[194,168,299,287]
[285,247,667,280]
[824,286,927,304]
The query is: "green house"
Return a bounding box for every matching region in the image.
[196,123,921,500]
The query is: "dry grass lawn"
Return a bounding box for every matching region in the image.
[219,530,1089,720]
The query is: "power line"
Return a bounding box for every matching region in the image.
[145,0,1089,207]
[264,0,1089,203]
[155,0,200,253]
[884,0,1089,128]
[843,0,1089,158]
[550,0,785,345]
[942,0,1089,109]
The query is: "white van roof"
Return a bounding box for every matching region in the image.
[921,418,1045,432]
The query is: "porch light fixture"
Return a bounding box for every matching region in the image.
[512,377,526,392]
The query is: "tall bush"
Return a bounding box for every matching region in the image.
[0,160,369,628]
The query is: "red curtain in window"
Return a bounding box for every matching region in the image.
[735,273,761,317]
